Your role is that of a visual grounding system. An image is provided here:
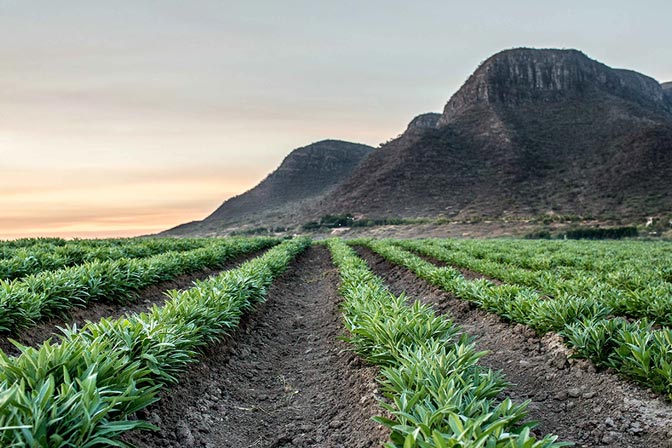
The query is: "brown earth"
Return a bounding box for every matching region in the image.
[122,245,387,448]
[0,248,269,357]
[407,247,504,284]
[355,246,672,448]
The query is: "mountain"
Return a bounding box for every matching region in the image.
[164,140,373,235]
[663,82,672,106]
[314,48,672,221]
[165,48,672,236]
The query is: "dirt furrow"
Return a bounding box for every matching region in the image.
[355,246,672,448]
[406,247,504,284]
[0,248,269,356]
[123,245,387,448]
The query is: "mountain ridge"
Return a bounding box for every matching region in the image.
[438,48,670,127]
[164,48,672,235]
[315,48,672,222]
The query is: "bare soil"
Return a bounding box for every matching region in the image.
[355,246,672,448]
[123,245,387,448]
[410,249,504,284]
[0,248,269,357]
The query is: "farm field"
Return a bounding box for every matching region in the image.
[0,237,671,447]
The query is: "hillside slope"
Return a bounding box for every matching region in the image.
[317,49,672,221]
[164,140,373,235]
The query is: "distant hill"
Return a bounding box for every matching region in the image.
[316,48,672,221]
[163,140,373,235]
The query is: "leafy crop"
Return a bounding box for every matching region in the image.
[0,238,213,281]
[0,237,310,446]
[0,237,278,334]
[327,239,569,447]
[360,238,672,400]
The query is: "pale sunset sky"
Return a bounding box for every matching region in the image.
[1,1,671,238]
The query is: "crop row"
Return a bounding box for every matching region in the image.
[401,239,672,324]
[327,239,568,447]
[0,238,214,281]
[360,239,672,400]
[435,239,672,285]
[0,237,310,447]
[441,238,672,292]
[0,237,69,251]
[0,237,278,334]
[0,238,136,261]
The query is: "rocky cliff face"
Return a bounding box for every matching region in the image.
[406,113,441,131]
[664,82,672,107]
[438,49,670,126]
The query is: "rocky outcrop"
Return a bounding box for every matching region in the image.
[406,113,441,131]
[438,49,670,126]
[663,82,672,107]
[206,140,372,222]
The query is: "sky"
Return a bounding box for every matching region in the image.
[1,0,671,239]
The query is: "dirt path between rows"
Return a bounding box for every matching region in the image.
[355,246,672,448]
[0,248,269,357]
[406,247,504,284]
[123,245,387,448]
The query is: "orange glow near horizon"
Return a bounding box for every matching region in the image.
[0,167,263,239]
[0,118,396,240]
[0,118,395,239]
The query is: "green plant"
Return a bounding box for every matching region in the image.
[327,239,569,447]
[0,238,278,334]
[0,237,310,446]
[360,238,672,400]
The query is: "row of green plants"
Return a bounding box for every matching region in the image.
[0,238,139,260]
[408,239,672,324]
[0,237,279,334]
[0,238,213,280]
[327,239,568,447]
[432,238,672,279]
[361,239,672,400]
[0,237,310,447]
[0,238,69,251]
